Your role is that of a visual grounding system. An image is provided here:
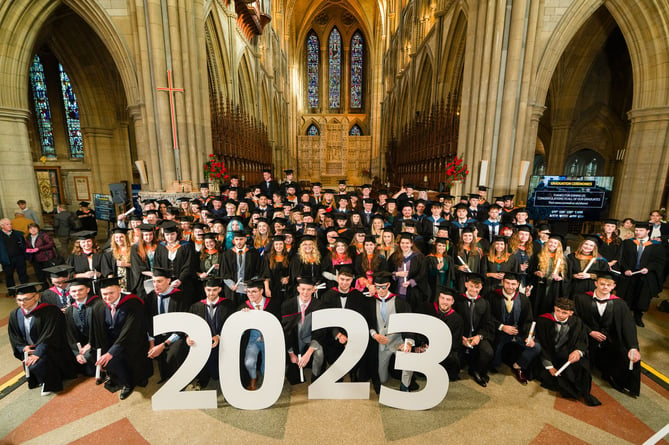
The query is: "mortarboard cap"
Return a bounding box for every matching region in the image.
[73,231,96,240]
[10,282,41,295]
[44,264,75,278]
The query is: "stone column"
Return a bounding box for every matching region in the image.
[610,107,669,218]
[0,107,41,219]
[546,123,571,174]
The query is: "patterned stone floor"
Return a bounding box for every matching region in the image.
[1,289,668,444]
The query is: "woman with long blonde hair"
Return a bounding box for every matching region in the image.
[289,235,329,287]
[378,228,397,259]
[103,227,133,291]
[529,234,569,316]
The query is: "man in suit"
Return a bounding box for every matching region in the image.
[320,265,369,380]
[0,218,29,291]
[259,168,280,198]
[617,221,666,327]
[535,298,601,406]
[281,277,327,384]
[8,283,77,395]
[63,277,103,378]
[145,267,190,383]
[92,276,153,400]
[221,230,262,305]
[453,273,495,387]
[367,271,414,393]
[486,273,540,384]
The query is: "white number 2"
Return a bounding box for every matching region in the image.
[308,308,370,399]
[151,313,217,410]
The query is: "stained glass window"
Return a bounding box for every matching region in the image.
[29,55,57,158]
[350,31,364,109]
[328,27,342,109]
[59,64,84,159]
[349,124,362,136]
[307,124,320,136]
[307,31,319,108]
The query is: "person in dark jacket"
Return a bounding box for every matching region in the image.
[0,218,29,291]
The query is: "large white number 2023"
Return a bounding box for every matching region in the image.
[308,308,370,399]
[151,313,217,410]
[379,313,452,410]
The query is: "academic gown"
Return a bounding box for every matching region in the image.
[616,238,666,312]
[281,296,327,384]
[453,294,495,374]
[89,294,153,388]
[41,286,72,309]
[101,249,136,293]
[145,288,191,381]
[567,253,609,296]
[129,243,166,297]
[425,255,455,301]
[8,303,78,391]
[220,248,262,304]
[288,256,331,289]
[528,255,570,317]
[481,255,520,294]
[262,256,292,305]
[67,252,105,292]
[353,254,388,292]
[534,313,592,400]
[64,294,103,375]
[320,287,371,376]
[153,242,197,303]
[574,292,640,395]
[387,250,431,311]
[420,302,464,379]
[189,297,236,385]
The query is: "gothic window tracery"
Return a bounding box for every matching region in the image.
[350,31,364,109]
[307,31,319,108]
[328,27,342,109]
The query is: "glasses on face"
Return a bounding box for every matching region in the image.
[16,294,37,303]
[375,284,389,290]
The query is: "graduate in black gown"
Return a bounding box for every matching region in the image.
[574,272,641,396]
[281,277,327,384]
[616,222,666,327]
[63,278,103,378]
[320,265,370,380]
[529,234,569,317]
[129,224,165,298]
[153,221,196,303]
[419,286,464,380]
[534,298,601,406]
[187,277,235,389]
[67,231,105,290]
[453,273,495,387]
[90,277,152,400]
[8,283,77,395]
[567,235,609,296]
[221,230,262,305]
[145,267,191,383]
[41,264,75,310]
[262,235,292,305]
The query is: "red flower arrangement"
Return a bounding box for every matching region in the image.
[444,155,468,188]
[204,153,229,183]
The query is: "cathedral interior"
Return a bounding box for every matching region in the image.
[1,1,669,442]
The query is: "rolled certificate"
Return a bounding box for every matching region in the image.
[96,348,102,380]
[457,256,472,273]
[205,264,217,276]
[23,351,30,378]
[404,338,410,353]
[526,321,536,343]
[629,359,634,371]
[297,354,304,383]
[122,207,135,217]
[581,258,596,275]
[554,258,562,273]
[554,360,571,377]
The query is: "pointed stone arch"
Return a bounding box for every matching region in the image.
[236,53,256,114]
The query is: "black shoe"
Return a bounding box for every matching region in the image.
[634,313,645,327]
[607,375,626,394]
[470,371,487,387]
[400,383,409,392]
[104,380,121,393]
[119,386,134,400]
[482,372,490,383]
[408,379,419,391]
[372,379,381,395]
[512,368,528,385]
[584,394,602,406]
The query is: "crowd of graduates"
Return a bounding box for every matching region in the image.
[8,168,661,407]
